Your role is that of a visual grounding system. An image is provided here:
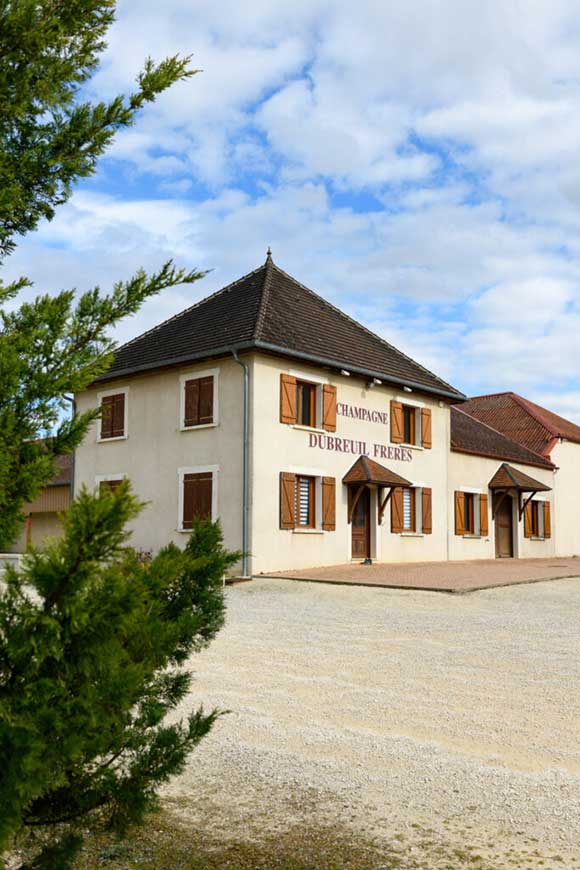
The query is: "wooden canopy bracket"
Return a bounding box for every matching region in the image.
[378,487,395,525]
[347,484,366,524]
[519,492,535,520]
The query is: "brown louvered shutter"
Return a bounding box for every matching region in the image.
[199,376,214,424]
[543,502,551,539]
[99,479,123,495]
[454,492,465,535]
[422,488,432,534]
[183,472,212,529]
[524,501,533,538]
[184,378,200,426]
[390,401,404,443]
[101,395,114,438]
[391,487,404,533]
[479,493,489,536]
[322,477,336,530]
[322,385,337,432]
[421,408,432,449]
[280,374,297,424]
[111,393,125,437]
[280,472,296,529]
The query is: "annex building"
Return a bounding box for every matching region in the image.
[73,252,580,576]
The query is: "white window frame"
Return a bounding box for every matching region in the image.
[177,464,219,532]
[96,386,129,442]
[289,368,329,432]
[179,367,220,431]
[94,473,126,491]
[287,464,326,533]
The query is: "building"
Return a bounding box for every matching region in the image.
[6,454,72,553]
[72,253,578,573]
[459,393,580,559]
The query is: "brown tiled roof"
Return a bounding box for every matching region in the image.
[488,462,551,492]
[47,454,72,487]
[459,392,580,456]
[342,455,412,487]
[96,254,464,400]
[450,407,554,469]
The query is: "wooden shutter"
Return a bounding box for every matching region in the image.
[479,493,489,536]
[322,477,336,530]
[421,408,432,449]
[199,376,214,424]
[280,374,297,424]
[422,488,432,534]
[454,492,465,535]
[99,479,123,495]
[101,393,125,438]
[322,385,337,432]
[101,395,114,438]
[183,472,212,529]
[524,501,533,538]
[390,401,404,444]
[280,472,296,529]
[391,487,404,533]
[184,378,200,426]
[543,502,551,539]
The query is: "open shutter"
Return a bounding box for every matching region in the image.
[422,488,432,534]
[99,479,123,495]
[454,492,465,535]
[543,501,551,539]
[390,401,404,444]
[421,408,432,449]
[184,378,200,426]
[322,385,337,432]
[280,472,296,529]
[199,376,214,424]
[280,374,297,424]
[524,501,533,538]
[479,493,489,536]
[322,477,336,530]
[391,487,404,533]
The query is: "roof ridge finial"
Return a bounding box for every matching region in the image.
[266,246,272,263]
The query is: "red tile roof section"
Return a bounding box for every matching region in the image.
[459,392,580,457]
[450,407,554,469]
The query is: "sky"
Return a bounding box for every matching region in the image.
[6,0,580,419]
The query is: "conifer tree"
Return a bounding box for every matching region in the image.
[0,3,238,867]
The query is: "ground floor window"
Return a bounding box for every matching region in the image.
[455,491,488,537]
[295,475,315,528]
[524,499,550,540]
[280,472,336,531]
[178,466,218,531]
[402,487,416,532]
[392,486,431,535]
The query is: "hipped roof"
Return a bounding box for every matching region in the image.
[96,253,464,400]
[342,455,412,487]
[488,463,551,492]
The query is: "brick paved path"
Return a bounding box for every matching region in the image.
[263,557,580,592]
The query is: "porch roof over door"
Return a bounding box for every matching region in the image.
[342,455,412,488]
[488,462,551,493]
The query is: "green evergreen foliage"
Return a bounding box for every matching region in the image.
[0,0,204,549]
[0,483,240,868]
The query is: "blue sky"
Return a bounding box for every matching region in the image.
[6,0,580,419]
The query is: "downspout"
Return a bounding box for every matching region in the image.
[63,394,76,501]
[232,351,250,578]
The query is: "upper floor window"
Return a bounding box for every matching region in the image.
[280,373,337,431]
[180,369,219,430]
[99,390,127,440]
[296,381,316,427]
[390,400,432,449]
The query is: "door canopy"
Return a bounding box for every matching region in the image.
[342,455,412,488]
[489,462,551,520]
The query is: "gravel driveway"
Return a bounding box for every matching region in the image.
[167,578,580,868]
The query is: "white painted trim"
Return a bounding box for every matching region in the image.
[459,486,485,494]
[287,465,328,478]
[96,386,129,442]
[177,464,219,531]
[395,395,425,408]
[292,424,326,435]
[289,368,329,385]
[179,367,220,430]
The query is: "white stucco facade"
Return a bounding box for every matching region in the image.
[549,440,580,558]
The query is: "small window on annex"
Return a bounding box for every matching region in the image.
[295,474,315,528]
[463,492,475,534]
[296,381,316,427]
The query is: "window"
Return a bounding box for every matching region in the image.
[183,375,214,428]
[403,405,417,445]
[463,493,475,534]
[402,487,416,532]
[181,470,214,530]
[296,381,316,427]
[99,478,124,494]
[100,392,126,439]
[295,475,315,528]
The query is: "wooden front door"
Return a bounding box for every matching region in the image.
[494,493,514,558]
[351,487,371,559]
